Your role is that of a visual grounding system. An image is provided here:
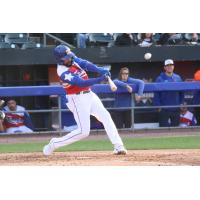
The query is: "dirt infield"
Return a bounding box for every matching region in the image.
[1,149,200,166]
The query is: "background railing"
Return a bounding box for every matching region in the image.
[43,33,76,49]
[1,81,200,135]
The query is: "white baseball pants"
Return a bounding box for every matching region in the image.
[6,126,33,134]
[52,91,124,149]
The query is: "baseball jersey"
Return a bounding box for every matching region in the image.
[3,105,32,128]
[153,72,184,109]
[180,110,197,127]
[58,62,90,94]
[57,57,107,95]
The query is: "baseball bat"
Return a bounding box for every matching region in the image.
[107,76,117,91]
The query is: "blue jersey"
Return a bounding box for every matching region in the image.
[153,72,184,109]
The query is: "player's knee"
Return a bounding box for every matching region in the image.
[103,109,112,119]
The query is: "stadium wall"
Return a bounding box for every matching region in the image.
[1,46,200,65]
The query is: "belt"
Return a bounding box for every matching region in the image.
[75,90,90,95]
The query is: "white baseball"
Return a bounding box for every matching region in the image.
[144,53,152,60]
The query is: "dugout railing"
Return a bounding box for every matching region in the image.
[1,82,200,135]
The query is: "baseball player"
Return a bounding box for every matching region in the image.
[2,98,34,133]
[43,45,127,155]
[179,102,197,127]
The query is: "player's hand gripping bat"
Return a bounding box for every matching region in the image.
[107,76,117,92]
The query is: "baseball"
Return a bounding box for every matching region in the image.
[144,53,152,60]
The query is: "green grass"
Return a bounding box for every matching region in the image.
[1,135,200,153]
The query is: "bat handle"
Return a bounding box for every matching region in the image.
[107,76,117,91]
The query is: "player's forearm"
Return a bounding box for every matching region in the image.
[72,76,105,87]
[113,80,128,87]
[128,78,145,96]
[74,57,102,73]
[137,82,145,96]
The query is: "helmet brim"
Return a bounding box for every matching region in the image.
[60,52,75,61]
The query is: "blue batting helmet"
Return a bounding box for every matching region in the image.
[53,45,75,64]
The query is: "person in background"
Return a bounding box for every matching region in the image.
[136,78,153,107]
[192,69,200,125]
[179,102,197,127]
[112,67,145,128]
[2,98,34,133]
[138,33,155,47]
[184,33,200,45]
[158,33,183,45]
[115,33,138,46]
[153,59,184,127]
[76,33,89,48]
[190,33,200,45]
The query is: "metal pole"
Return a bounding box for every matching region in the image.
[44,33,76,49]
[43,33,46,47]
[58,95,62,136]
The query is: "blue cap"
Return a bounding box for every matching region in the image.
[53,45,75,64]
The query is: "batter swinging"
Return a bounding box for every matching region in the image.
[43,45,127,155]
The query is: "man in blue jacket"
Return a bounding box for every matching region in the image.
[153,59,184,127]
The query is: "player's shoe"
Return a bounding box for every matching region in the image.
[113,145,127,155]
[43,138,55,156]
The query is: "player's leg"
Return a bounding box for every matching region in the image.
[18,126,33,133]
[90,92,127,154]
[43,94,91,155]
[6,127,21,133]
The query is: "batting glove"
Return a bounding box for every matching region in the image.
[99,68,111,77]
